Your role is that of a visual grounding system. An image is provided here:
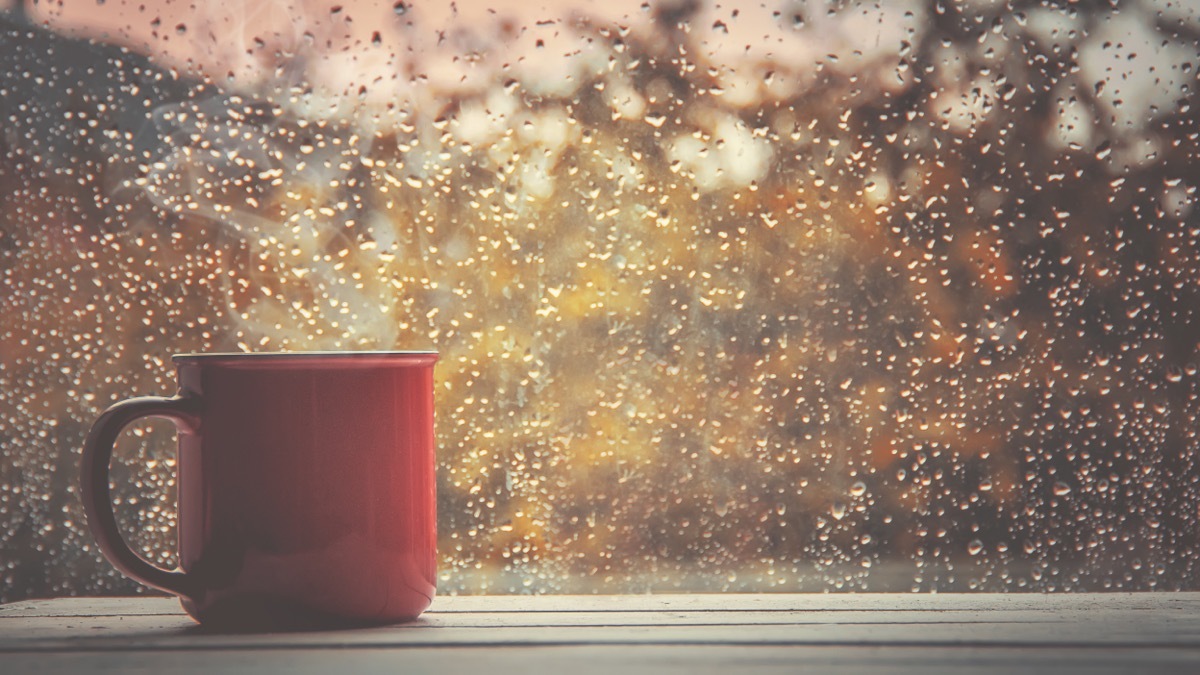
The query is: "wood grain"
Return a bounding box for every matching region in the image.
[2,595,1198,673]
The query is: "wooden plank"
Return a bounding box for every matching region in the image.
[3,597,1199,674]
[2,599,1200,652]
[1,645,1199,675]
[426,592,1200,613]
[2,618,1198,651]
[6,593,1200,617]
[0,597,184,618]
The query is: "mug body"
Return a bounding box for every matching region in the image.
[172,352,437,624]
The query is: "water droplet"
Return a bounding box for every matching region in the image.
[830,502,847,521]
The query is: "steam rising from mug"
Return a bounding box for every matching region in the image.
[130,96,403,350]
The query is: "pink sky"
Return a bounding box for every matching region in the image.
[26,1,894,94]
[29,1,653,89]
[23,0,1190,142]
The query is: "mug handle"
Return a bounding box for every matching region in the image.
[81,394,201,598]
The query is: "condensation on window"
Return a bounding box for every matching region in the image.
[2,0,1199,601]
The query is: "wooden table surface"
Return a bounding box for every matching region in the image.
[3,594,1199,673]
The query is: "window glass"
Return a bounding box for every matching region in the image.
[3,0,1200,600]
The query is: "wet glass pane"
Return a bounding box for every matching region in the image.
[3,0,1200,600]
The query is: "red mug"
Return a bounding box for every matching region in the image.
[81,351,439,626]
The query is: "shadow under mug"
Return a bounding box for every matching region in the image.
[80,351,439,627]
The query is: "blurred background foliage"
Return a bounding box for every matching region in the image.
[2,0,1200,601]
